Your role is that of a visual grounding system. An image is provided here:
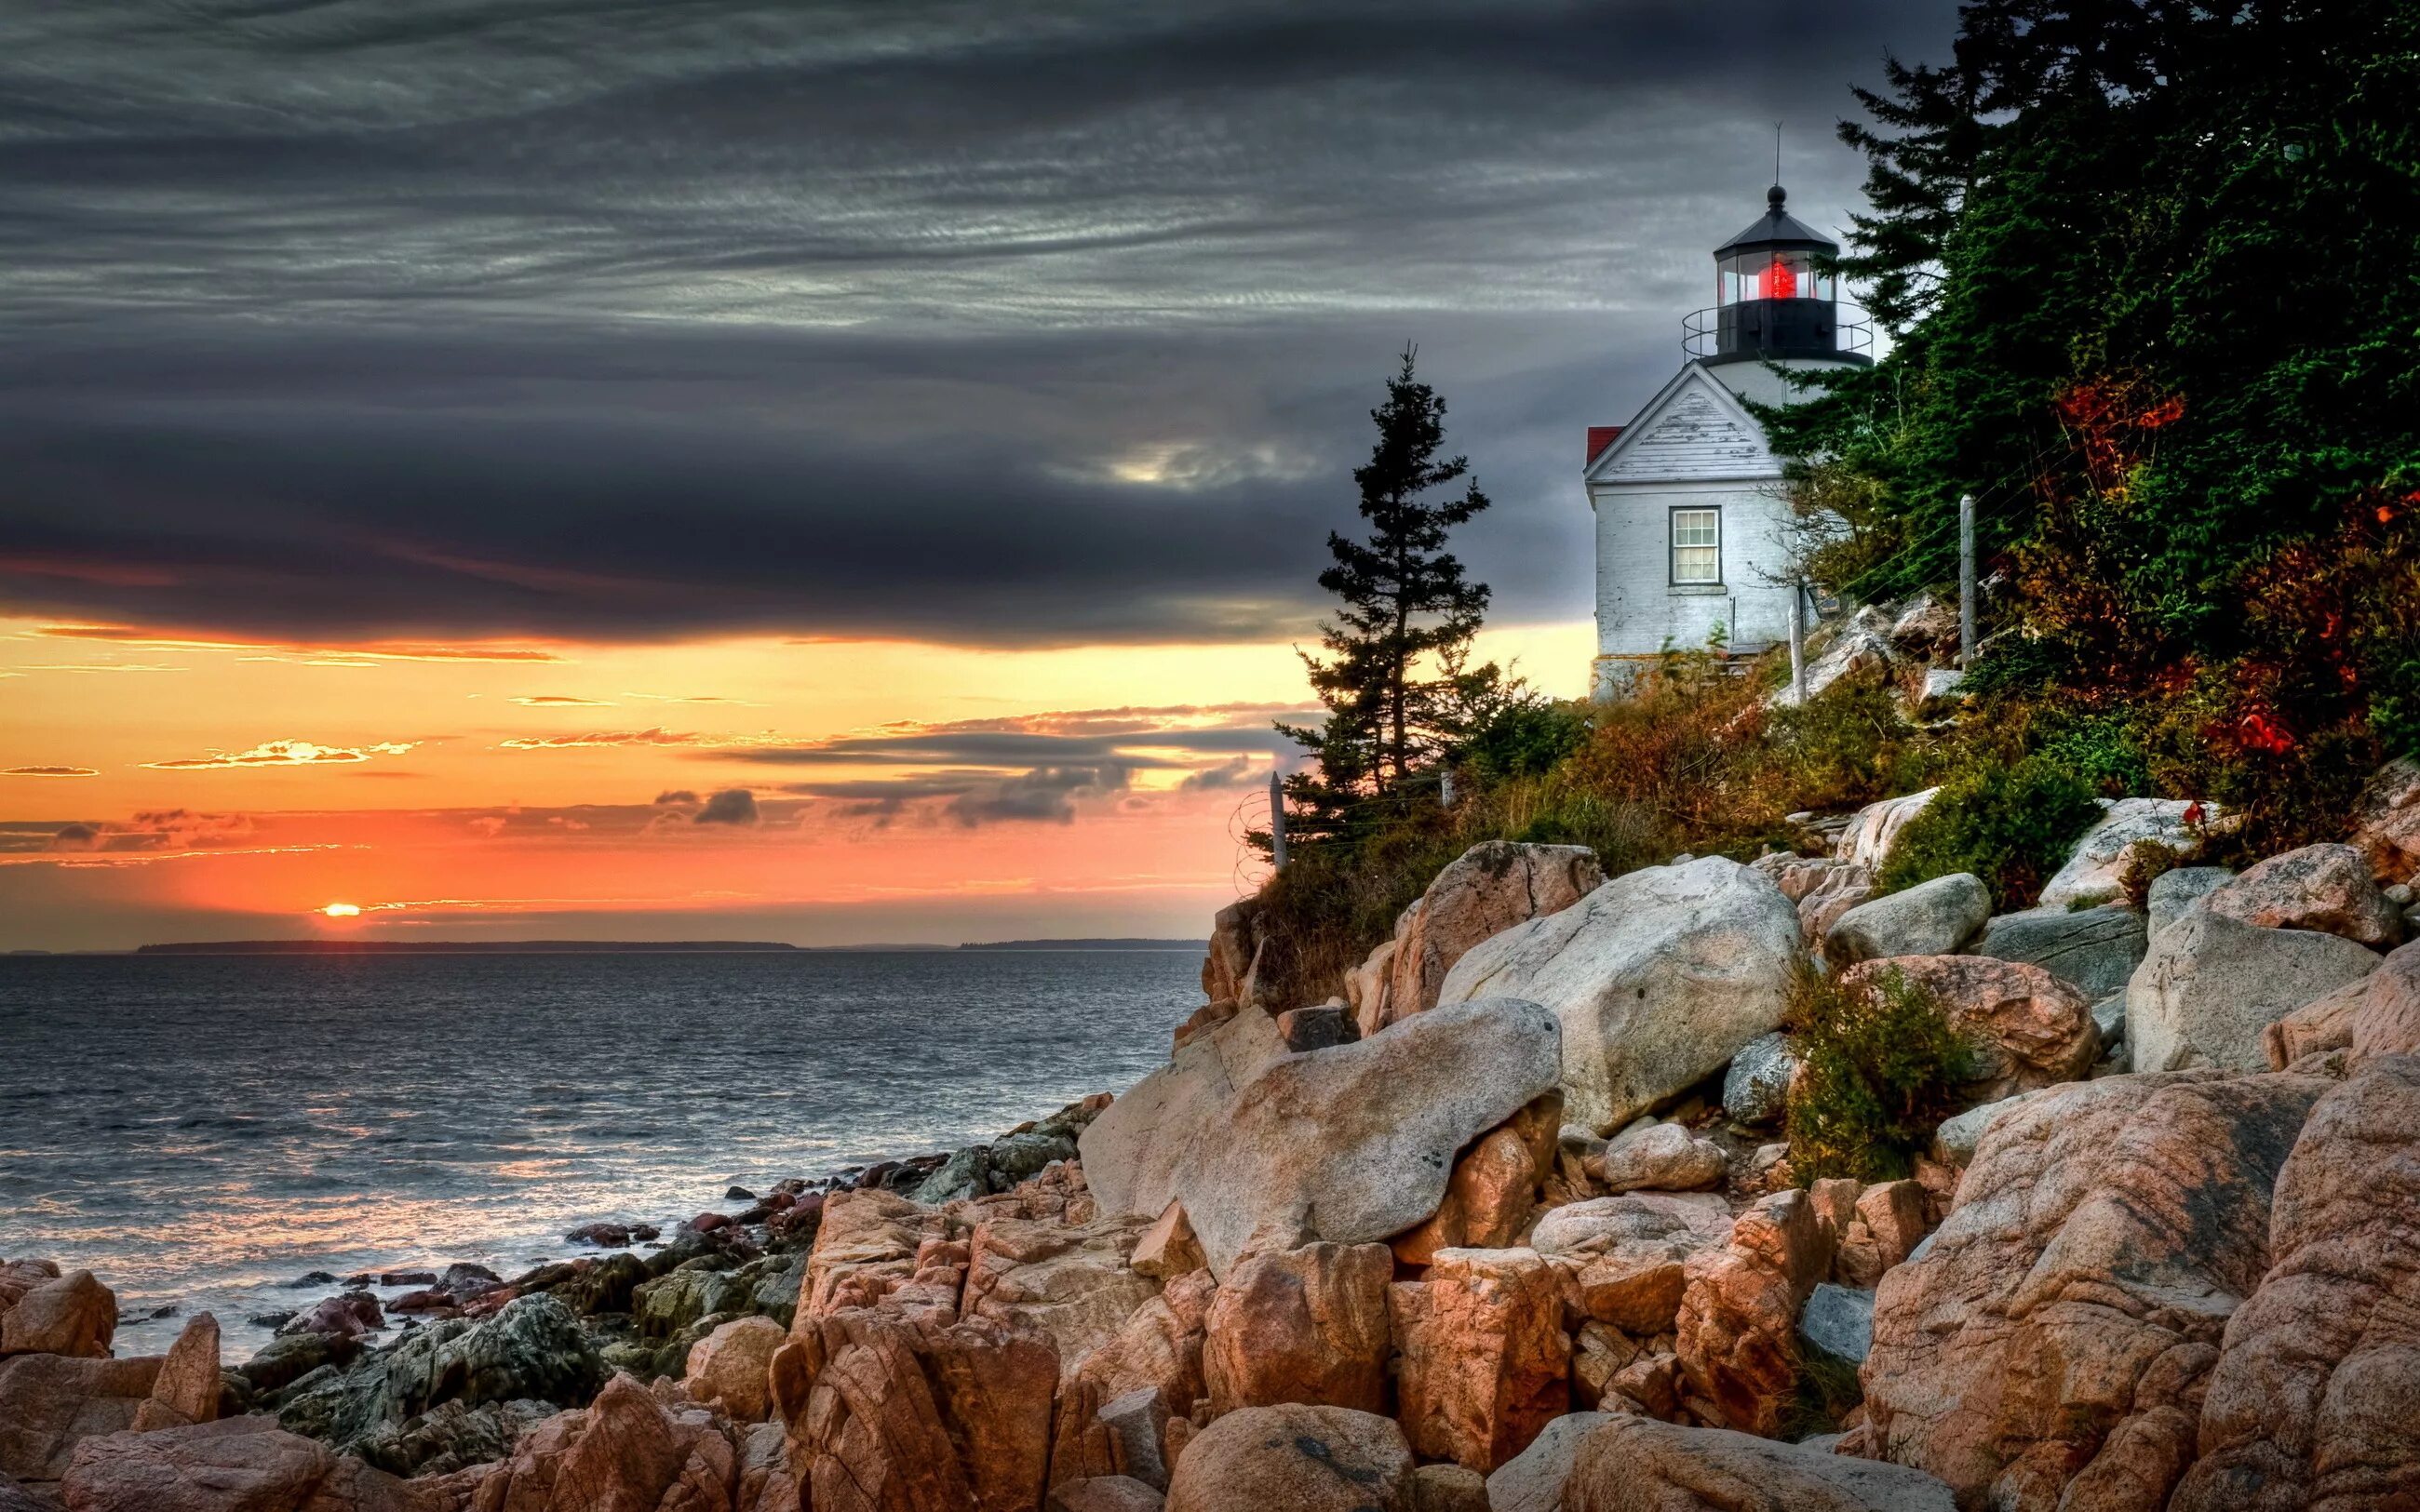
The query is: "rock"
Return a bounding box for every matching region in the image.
[2352,756,2420,885]
[1674,1188,1833,1436]
[1838,955,2100,1100]
[2260,973,2376,1069]
[774,1306,1057,1512]
[131,1314,221,1433]
[1587,1123,1725,1194]
[1916,667,1964,702]
[1797,865,1878,951]
[2205,841,2404,945]
[1161,1404,1414,1512]
[277,1292,383,1341]
[60,1416,436,1512]
[2147,864,2233,937]
[457,1372,736,1511]
[0,1271,114,1358]
[350,1398,550,1479]
[800,1188,947,1318]
[1530,1194,1733,1336]
[1373,842,1604,1031]
[1861,1068,2330,1509]
[1203,1242,1392,1415]
[1051,1478,1165,1512]
[2171,1054,2420,1509]
[1850,1182,1930,1272]
[1392,1102,1559,1265]
[1834,790,1938,870]
[1484,1410,1612,1512]
[2089,989,2126,1047]
[633,1263,750,1339]
[958,1212,1159,1385]
[1769,606,1897,710]
[565,1222,638,1247]
[1825,874,1990,965]
[993,1130,1081,1183]
[1797,1284,1873,1366]
[1090,1386,1172,1490]
[0,1353,163,1481]
[913,1145,993,1204]
[684,1316,785,1422]
[0,1260,59,1320]
[1344,936,1401,1039]
[2039,797,2217,911]
[1390,1248,1569,1472]
[1438,858,1802,1135]
[274,1293,606,1456]
[2349,941,2420,1062]
[1045,1270,1216,1491]
[1273,1005,1351,1051]
[1174,997,1562,1275]
[1722,1032,1797,1125]
[1971,903,2147,998]
[1561,1414,1957,1511]
[1078,1005,1287,1228]
[1929,1091,2035,1166]
[1406,1462,1488,1512]
[1129,1203,1205,1280]
[0,1479,40,1512]
[2127,907,2380,1072]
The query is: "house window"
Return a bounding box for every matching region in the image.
[1670,507,1721,584]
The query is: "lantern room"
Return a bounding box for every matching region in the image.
[1683,184,1871,368]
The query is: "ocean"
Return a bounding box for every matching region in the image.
[0,949,1196,1359]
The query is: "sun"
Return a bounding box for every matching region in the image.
[320,903,362,917]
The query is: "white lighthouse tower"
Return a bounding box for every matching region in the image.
[1584,182,1871,697]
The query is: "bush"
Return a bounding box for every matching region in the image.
[1785,964,1980,1184]
[1876,755,2102,909]
[1456,694,1592,783]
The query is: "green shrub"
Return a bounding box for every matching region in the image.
[2027,708,2153,797]
[1457,695,1592,783]
[1876,755,2102,909]
[1785,965,1980,1184]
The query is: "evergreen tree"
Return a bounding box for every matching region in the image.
[1277,347,1495,843]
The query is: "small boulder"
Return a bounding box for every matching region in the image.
[276,1291,383,1342]
[2040,797,2217,910]
[2147,864,2233,937]
[1971,903,2146,998]
[1825,874,1990,965]
[130,1314,220,1433]
[1562,1414,1957,1511]
[1834,790,1937,870]
[1051,1478,1165,1512]
[1439,858,1803,1134]
[913,1144,992,1204]
[1484,1410,1612,1512]
[1162,1404,1414,1512]
[1587,1123,1725,1194]
[1530,1194,1733,1336]
[1838,955,2100,1100]
[1077,1005,1287,1228]
[1389,1248,1570,1473]
[0,1271,114,1358]
[1273,1005,1351,1052]
[2350,756,2420,885]
[460,1372,736,1511]
[2128,907,2380,1072]
[1797,1283,1874,1366]
[60,1416,430,1512]
[1175,997,1562,1275]
[1721,1031,1797,1125]
[1129,1203,1206,1279]
[683,1315,785,1422]
[1203,1242,1392,1415]
[1375,841,1604,1031]
[2204,841,2404,945]
[1674,1188,1833,1436]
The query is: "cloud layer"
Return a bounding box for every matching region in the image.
[0,0,1955,649]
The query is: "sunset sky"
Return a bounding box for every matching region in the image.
[0,0,1953,951]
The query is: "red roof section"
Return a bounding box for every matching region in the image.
[1586,425,1623,466]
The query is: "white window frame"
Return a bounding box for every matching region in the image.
[1669,505,1722,586]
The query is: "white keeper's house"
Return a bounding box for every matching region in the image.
[1585,182,1871,698]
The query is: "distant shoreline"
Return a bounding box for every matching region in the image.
[14,936,1212,957]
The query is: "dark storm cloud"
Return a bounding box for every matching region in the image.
[692,787,760,826]
[0,0,1957,646]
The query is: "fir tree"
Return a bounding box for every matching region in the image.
[1277,347,1494,843]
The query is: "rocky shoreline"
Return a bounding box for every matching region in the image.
[5,758,2420,1510]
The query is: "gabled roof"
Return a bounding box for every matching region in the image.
[1582,361,1779,487]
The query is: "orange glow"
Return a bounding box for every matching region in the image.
[0,615,1594,951]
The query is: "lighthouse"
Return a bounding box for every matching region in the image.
[1584,182,1871,697]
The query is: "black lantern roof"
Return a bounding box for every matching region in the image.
[1712,184,1836,258]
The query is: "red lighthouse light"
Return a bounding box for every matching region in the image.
[1760,256,1796,300]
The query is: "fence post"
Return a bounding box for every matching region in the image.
[1440,769,1456,809]
[1958,492,1978,668]
[1268,770,1288,870]
[1788,581,1807,702]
